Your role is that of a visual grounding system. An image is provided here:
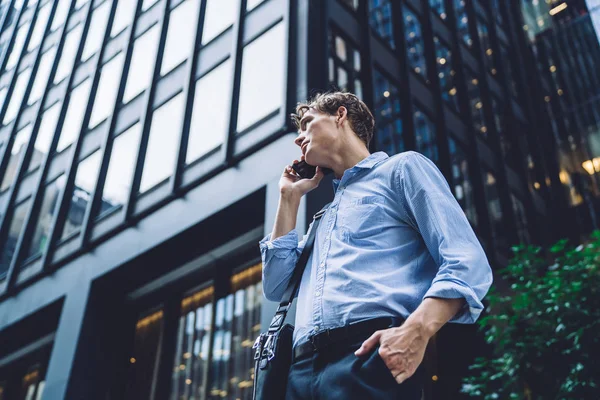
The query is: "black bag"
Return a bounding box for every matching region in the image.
[252,203,330,400]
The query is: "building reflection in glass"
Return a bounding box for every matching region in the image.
[413,106,438,164]
[449,137,477,227]
[403,5,427,81]
[368,0,395,49]
[373,70,403,155]
[434,36,459,113]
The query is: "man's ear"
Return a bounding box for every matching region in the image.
[337,106,348,125]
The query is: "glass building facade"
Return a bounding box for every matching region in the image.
[0,0,594,399]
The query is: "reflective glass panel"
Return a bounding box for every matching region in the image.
[511,194,530,244]
[161,0,200,76]
[0,198,31,276]
[449,137,477,226]
[434,36,459,113]
[171,286,214,400]
[453,0,472,47]
[57,79,92,152]
[6,23,28,70]
[60,151,102,240]
[368,0,394,49]
[373,70,403,155]
[237,22,285,132]
[111,0,138,37]
[186,60,232,164]
[28,46,58,105]
[483,170,506,252]
[1,125,33,192]
[80,1,111,62]
[201,0,236,45]
[465,70,486,135]
[139,93,184,193]
[429,0,447,20]
[27,2,52,52]
[54,24,84,84]
[123,24,160,103]
[89,53,125,128]
[476,18,495,76]
[4,67,33,125]
[404,6,427,80]
[96,123,142,218]
[413,107,438,164]
[142,0,159,12]
[23,175,66,260]
[51,0,71,31]
[28,102,61,172]
[123,310,164,400]
[208,265,262,398]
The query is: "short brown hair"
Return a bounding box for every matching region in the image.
[291,91,375,148]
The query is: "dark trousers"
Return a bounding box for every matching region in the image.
[285,335,425,399]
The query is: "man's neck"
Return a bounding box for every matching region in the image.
[332,147,371,180]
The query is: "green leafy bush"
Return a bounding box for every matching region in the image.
[461,231,600,399]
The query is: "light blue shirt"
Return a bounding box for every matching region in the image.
[259,151,493,347]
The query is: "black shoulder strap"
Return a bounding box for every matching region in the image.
[267,202,331,333]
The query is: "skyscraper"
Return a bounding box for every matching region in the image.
[0,0,596,399]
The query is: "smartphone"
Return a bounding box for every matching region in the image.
[291,160,332,179]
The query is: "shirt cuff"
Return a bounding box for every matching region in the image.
[259,229,299,258]
[423,279,484,324]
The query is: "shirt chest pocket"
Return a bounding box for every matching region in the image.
[338,195,386,237]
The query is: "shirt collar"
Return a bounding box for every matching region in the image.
[332,151,389,191]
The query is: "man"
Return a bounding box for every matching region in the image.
[259,92,493,399]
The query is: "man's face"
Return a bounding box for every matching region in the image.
[294,108,339,167]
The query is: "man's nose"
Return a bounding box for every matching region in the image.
[294,134,304,147]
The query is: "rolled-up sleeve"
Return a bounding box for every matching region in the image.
[396,151,493,323]
[259,226,310,302]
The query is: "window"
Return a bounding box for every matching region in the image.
[123,25,160,103]
[328,32,363,99]
[111,0,138,37]
[449,137,477,226]
[246,0,267,11]
[51,0,71,32]
[123,264,262,399]
[56,79,92,153]
[483,170,506,253]
[139,93,185,193]
[22,175,66,261]
[28,46,58,105]
[500,45,518,98]
[201,0,236,45]
[5,23,28,70]
[80,1,111,62]
[0,125,32,192]
[142,0,160,12]
[60,151,102,241]
[403,6,427,81]
[429,0,447,21]
[161,0,200,76]
[0,198,31,276]
[0,359,48,400]
[413,106,438,164]
[373,70,403,155]
[96,123,142,218]
[237,23,285,132]
[27,102,61,172]
[476,18,496,76]
[27,2,52,52]
[3,67,33,125]
[170,286,213,399]
[54,24,84,84]
[511,194,530,244]
[123,309,164,400]
[465,70,486,135]
[368,0,394,49]
[208,265,262,399]
[434,36,459,113]
[491,96,510,157]
[453,0,472,48]
[186,60,232,164]
[89,53,125,129]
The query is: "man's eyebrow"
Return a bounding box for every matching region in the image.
[299,115,311,129]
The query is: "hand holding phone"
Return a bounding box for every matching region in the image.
[291,159,333,179]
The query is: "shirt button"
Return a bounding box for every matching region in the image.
[315,290,321,296]
[314,326,319,332]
